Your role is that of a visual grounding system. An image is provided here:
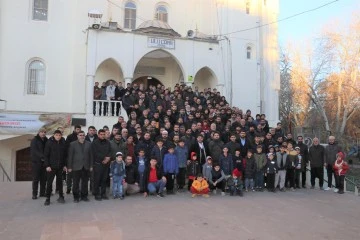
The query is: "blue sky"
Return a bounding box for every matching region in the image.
[279,0,360,46]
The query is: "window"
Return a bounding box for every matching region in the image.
[124,2,136,29]
[246,1,250,14]
[247,46,252,59]
[27,60,46,95]
[33,0,48,21]
[155,5,168,23]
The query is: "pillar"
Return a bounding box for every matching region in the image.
[86,75,95,126]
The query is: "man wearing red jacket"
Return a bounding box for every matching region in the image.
[333,152,349,194]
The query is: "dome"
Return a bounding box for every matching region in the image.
[134,20,181,37]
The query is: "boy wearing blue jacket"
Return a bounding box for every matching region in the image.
[163,145,179,194]
[109,152,126,199]
[174,139,188,190]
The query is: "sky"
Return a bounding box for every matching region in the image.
[278,0,360,46]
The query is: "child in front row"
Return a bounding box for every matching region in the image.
[190,173,210,198]
[109,152,126,199]
[333,152,349,194]
[187,152,201,191]
[227,169,244,196]
[265,153,278,192]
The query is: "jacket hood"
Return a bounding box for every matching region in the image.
[190,152,197,160]
[336,152,345,160]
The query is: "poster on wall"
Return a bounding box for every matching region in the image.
[0,113,72,135]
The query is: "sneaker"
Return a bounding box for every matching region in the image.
[245,188,248,192]
[302,185,307,189]
[252,188,255,192]
[203,194,210,198]
[239,191,244,197]
[191,194,197,198]
[320,187,324,190]
[81,197,89,202]
[334,188,339,193]
[44,199,50,206]
[338,190,344,194]
[212,190,217,195]
[57,196,65,204]
[119,195,124,200]
[291,187,295,191]
[74,199,80,203]
[157,193,165,198]
[280,188,286,192]
[101,195,109,200]
[310,186,315,189]
[221,192,226,196]
[113,195,118,199]
[324,187,331,191]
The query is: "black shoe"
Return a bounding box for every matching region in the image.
[81,197,89,202]
[57,197,65,204]
[113,195,118,199]
[338,190,344,194]
[239,191,244,197]
[32,195,37,200]
[119,195,124,200]
[157,193,165,198]
[302,186,307,189]
[74,199,80,203]
[66,189,71,194]
[95,196,102,201]
[39,194,46,198]
[101,195,109,200]
[44,199,50,206]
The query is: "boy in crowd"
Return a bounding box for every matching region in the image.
[109,152,126,199]
[163,145,179,194]
[175,139,188,190]
[254,145,266,191]
[190,173,210,198]
[276,145,288,191]
[294,146,302,189]
[333,152,349,194]
[265,153,278,192]
[209,163,226,196]
[136,149,147,192]
[202,156,213,181]
[244,149,256,192]
[143,158,166,198]
[151,139,167,166]
[227,169,244,196]
[187,152,201,191]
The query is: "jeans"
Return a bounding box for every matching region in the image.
[138,172,145,192]
[112,175,124,197]
[255,171,264,188]
[245,178,254,189]
[147,180,166,194]
[66,171,73,191]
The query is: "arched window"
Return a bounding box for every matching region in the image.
[246,1,250,14]
[247,46,252,59]
[27,60,46,95]
[124,2,137,29]
[155,5,168,23]
[33,0,48,21]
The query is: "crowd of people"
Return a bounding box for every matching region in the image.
[30,82,349,206]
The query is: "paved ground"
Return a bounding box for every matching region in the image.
[0,182,359,240]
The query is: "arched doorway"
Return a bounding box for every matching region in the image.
[95,58,124,85]
[193,67,218,92]
[133,49,184,89]
[132,76,163,89]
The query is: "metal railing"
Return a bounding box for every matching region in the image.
[93,100,122,117]
[0,161,11,182]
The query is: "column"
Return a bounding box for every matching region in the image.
[86,75,95,126]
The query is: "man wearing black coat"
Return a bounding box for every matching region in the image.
[44,130,67,206]
[123,156,140,195]
[296,136,309,188]
[308,138,325,189]
[239,130,251,158]
[30,128,48,199]
[91,129,112,200]
[67,131,93,202]
[190,134,209,166]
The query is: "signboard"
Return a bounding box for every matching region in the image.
[148,37,175,50]
[186,75,194,83]
[0,113,72,135]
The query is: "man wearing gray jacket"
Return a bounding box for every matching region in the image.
[67,131,93,202]
[324,136,341,192]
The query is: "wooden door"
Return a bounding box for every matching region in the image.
[16,147,32,181]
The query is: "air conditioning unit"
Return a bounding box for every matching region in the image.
[92,24,101,30]
[187,30,195,38]
[109,22,118,30]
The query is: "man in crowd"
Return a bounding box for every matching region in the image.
[308,137,325,190]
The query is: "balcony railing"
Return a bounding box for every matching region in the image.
[93,100,122,117]
[0,160,11,182]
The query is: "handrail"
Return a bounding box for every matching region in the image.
[305,167,334,187]
[0,161,11,182]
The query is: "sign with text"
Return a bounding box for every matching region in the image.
[148,37,175,49]
[0,113,72,135]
